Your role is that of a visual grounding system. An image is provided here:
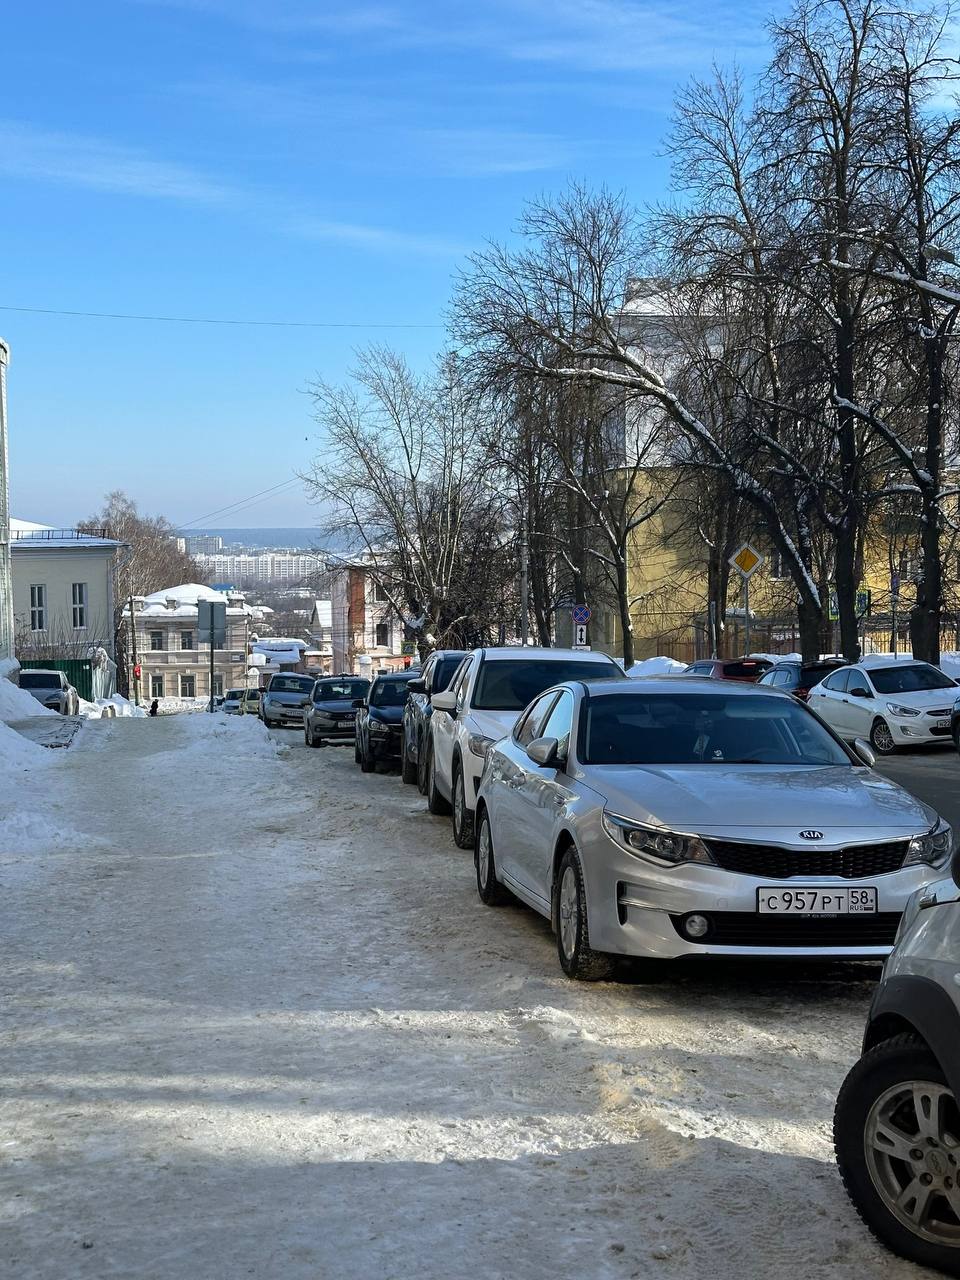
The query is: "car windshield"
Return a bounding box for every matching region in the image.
[225,690,242,700]
[269,676,314,693]
[370,678,411,707]
[19,673,59,689]
[866,664,955,693]
[473,658,619,711]
[582,692,852,766]
[314,680,369,702]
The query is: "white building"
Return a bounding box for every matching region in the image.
[195,550,326,584]
[11,519,126,661]
[135,583,261,701]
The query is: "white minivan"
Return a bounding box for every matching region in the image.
[423,647,623,848]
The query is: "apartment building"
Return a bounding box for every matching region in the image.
[195,550,325,584]
[328,562,406,674]
[135,583,257,701]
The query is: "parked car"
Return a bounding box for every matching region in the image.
[834,849,960,1274]
[950,692,960,754]
[260,674,316,728]
[808,660,958,755]
[426,647,624,850]
[474,677,950,980]
[355,671,418,771]
[18,669,79,715]
[682,657,774,682]
[758,657,848,701]
[400,649,467,788]
[221,688,261,715]
[304,676,370,747]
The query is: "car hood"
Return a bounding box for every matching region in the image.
[867,686,957,709]
[465,709,520,741]
[584,763,938,836]
[314,700,358,715]
[266,690,311,705]
[368,705,404,725]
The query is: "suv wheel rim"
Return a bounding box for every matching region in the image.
[865,1079,960,1244]
[477,821,491,887]
[558,866,579,960]
[873,720,895,752]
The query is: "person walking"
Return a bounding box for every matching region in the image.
[149,699,159,717]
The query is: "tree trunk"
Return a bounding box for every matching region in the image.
[796,596,823,664]
[616,549,634,670]
[910,506,941,664]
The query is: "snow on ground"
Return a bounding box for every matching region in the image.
[626,655,687,676]
[0,716,934,1280]
[0,675,56,722]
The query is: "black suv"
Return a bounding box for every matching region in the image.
[400,650,467,789]
[758,657,848,702]
[355,671,418,772]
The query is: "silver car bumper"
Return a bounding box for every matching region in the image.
[579,820,942,959]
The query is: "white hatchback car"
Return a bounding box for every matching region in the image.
[424,647,623,848]
[808,661,957,755]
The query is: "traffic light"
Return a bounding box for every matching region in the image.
[133,663,142,679]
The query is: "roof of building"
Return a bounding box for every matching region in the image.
[310,600,333,628]
[10,518,126,551]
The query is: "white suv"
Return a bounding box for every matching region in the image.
[423,647,623,848]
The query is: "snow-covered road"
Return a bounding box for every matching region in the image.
[0,715,934,1279]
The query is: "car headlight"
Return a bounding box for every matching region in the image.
[904,820,953,867]
[369,719,390,735]
[886,702,921,718]
[467,733,496,760]
[601,812,715,866]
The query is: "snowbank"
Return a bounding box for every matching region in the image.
[625,655,687,677]
[0,718,52,769]
[98,694,147,718]
[0,675,56,722]
[152,708,280,763]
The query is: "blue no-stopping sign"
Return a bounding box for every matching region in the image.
[571,604,592,625]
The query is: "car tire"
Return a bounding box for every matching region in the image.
[452,763,475,849]
[475,808,509,905]
[870,717,898,755]
[555,845,615,981]
[835,1033,960,1275]
[354,739,362,764]
[425,744,451,815]
[360,736,376,773]
[308,729,322,748]
[417,734,429,795]
[401,738,417,785]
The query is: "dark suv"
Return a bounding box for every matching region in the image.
[355,671,417,772]
[758,657,848,702]
[682,657,774,683]
[304,676,371,747]
[400,649,467,789]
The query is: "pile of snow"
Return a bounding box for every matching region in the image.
[626,655,687,677]
[0,675,56,722]
[98,694,147,718]
[152,707,280,763]
[0,718,53,770]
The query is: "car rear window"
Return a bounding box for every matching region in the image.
[721,660,772,678]
[472,658,620,711]
[797,664,845,690]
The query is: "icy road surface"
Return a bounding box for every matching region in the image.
[0,714,934,1279]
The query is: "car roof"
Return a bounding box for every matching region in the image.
[371,669,418,681]
[570,676,790,698]
[23,668,63,676]
[470,647,620,663]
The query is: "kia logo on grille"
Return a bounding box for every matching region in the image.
[799,830,824,840]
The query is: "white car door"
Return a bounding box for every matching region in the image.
[493,691,561,893]
[843,667,876,738]
[511,689,577,907]
[809,667,852,736]
[431,656,473,800]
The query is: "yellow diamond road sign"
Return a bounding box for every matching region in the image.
[730,544,763,578]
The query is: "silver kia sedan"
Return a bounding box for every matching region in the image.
[474,678,952,980]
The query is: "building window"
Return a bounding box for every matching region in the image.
[769,551,787,580]
[150,674,164,698]
[71,582,88,629]
[180,674,196,697]
[29,584,46,631]
[212,674,224,697]
[375,621,390,647]
[181,630,194,650]
[374,581,389,602]
[150,630,163,651]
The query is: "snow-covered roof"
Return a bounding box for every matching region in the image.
[142,583,229,606]
[311,600,333,628]
[11,518,53,532]
[11,517,125,552]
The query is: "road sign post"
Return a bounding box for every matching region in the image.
[728,545,763,656]
[571,604,591,650]
[197,599,227,713]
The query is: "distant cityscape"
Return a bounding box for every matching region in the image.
[173,528,339,587]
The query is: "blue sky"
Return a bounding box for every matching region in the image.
[2,0,770,528]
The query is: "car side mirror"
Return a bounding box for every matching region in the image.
[527,736,560,767]
[849,686,870,698]
[432,690,457,713]
[407,678,425,693]
[852,737,876,767]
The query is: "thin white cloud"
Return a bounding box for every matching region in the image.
[0,120,463,256]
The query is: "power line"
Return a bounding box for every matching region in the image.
[179,477,304,529]
[0,303,444,330]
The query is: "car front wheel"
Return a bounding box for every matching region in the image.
[452,765,475,849]
[360,734,375,772]
[555,846,614,981]
[871,717,898,755]
[475,808,509,905]
[835,1033,960,1274]
[425,744,451,815]
[401,735,417,784]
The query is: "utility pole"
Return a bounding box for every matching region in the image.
[209,623,216,713]
[128,595,140,706]
[519,515,529,646]
[744,576,751,656]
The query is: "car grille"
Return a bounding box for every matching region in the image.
[670,913,901,948]
[927,708,952,717]
[704,838,910,880]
